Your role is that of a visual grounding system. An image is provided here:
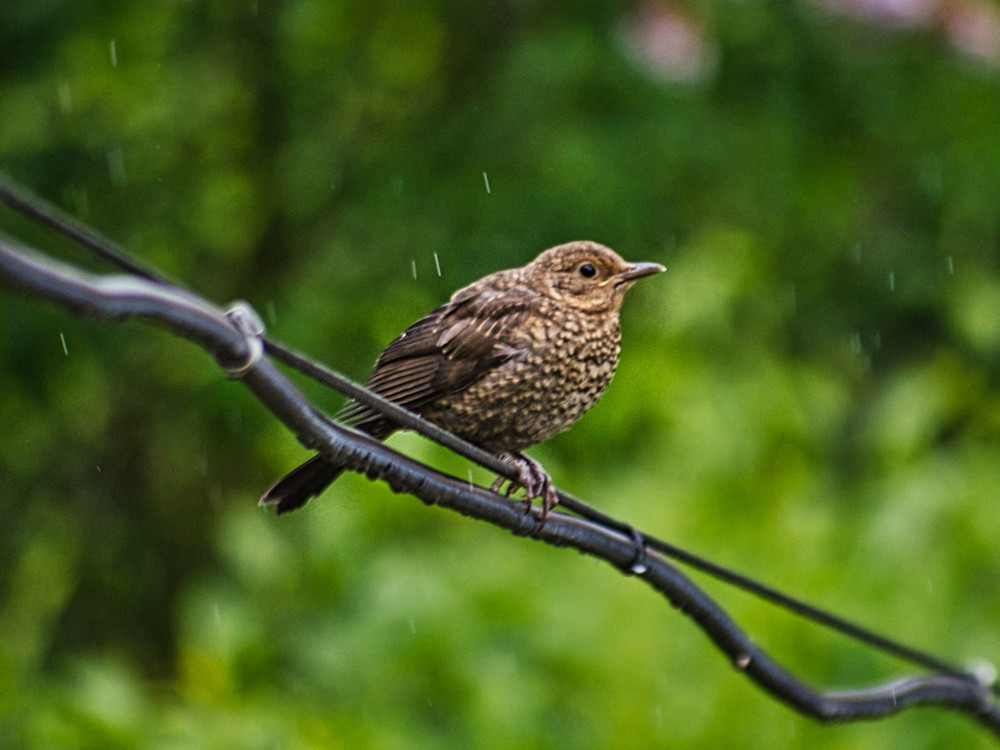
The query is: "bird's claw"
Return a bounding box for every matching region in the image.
[490,452,558,520]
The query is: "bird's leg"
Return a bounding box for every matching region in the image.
[489,452,559,519]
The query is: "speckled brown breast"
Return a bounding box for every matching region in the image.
[418,302,622,452]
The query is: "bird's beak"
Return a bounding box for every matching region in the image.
[616,261,666,283]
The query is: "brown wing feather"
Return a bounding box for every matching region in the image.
[339,288,538,432]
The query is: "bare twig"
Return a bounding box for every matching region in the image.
[1,171,987,686]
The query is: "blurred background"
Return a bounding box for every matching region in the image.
[2,1,1000,747]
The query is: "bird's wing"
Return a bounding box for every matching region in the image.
[338,287,539,430]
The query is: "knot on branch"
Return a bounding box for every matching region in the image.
[224,301,266,378]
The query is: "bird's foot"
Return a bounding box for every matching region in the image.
[490,452,558,519]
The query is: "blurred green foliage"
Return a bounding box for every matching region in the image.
[2,1,1000,747]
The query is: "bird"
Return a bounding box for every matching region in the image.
[260,240,664,517]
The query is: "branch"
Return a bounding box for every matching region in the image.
[1,235,998,738]
[0,171,981,684]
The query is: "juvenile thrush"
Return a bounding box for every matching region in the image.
[260,240,664,516]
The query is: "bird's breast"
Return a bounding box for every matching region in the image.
[421,310,623,452]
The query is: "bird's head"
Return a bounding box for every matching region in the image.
[525,241,665,313]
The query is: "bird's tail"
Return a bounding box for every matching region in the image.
[259,455,345,514]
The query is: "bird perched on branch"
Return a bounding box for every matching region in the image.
[261,240,664,517]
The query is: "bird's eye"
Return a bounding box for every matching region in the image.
[579,263,596,278]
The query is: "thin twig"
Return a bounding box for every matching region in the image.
[1,171,985,684]
[262,338,983,684]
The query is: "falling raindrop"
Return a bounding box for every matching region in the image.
[107,145,127,187]
[56,82,73,113]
